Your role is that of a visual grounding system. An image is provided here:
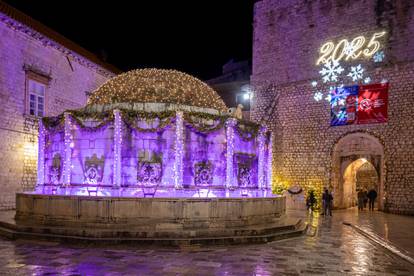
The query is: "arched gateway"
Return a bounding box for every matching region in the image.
[331,132,385,210]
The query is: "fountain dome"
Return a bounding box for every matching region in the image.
[86,68,227,114]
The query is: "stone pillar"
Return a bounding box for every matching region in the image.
[257,127,266,190]
[225,118,236,189]
[62,112,72,186]
[36,119,46,188]
[113,109,122,188]
[173,111,184,189]
[267,132,273,190]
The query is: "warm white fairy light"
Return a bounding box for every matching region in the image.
[173,111,184,189]
[225,118,236,189]
[113,109,122,188]
[257,127,266,189]
[87,69,227,112]
[36,120,46,188]
[63,112,73,186]
[266,133,273,190]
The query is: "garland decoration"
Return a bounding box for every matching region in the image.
[42,114,64,130]
[43,110,114,132]
[234,120,261,141]
[41,109,264,140]
[121,110,175,133]
[183,112,229,133]
[69,110,114,132]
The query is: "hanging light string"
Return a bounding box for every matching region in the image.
[87,69,228,112]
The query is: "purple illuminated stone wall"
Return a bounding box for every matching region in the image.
[36,109,273,198]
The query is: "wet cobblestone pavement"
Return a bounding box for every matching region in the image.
[0,210,414,275]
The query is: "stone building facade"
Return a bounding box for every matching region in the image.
[0,2,117,209]
[251,0,414,214]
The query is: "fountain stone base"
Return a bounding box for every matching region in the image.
[3,193,311,245]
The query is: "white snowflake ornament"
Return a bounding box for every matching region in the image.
[336,110,346,119]
[373,51,385,63]
[314,92,323,101]
[347,64,364,82]
[364,77,372,84]
[319,60,344,83]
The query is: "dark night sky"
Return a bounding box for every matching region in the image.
[3,0,256,80]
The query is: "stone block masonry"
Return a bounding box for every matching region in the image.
[251,0,414,214]
[0,11,114,209]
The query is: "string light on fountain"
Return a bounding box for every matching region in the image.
[113,109,122,188]
[225,118,236,189]
[173,111,184,189]
[36,120,46,190]
[63,112,73,187]
[87,69,227,113]
[311,81,318,87]
[266,133,273,193]
[257,127,266,189]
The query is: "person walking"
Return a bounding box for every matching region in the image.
[322,188,333,216]
[363,189,368,209]
[306,190,317,214]
[357,189,365,211]
[367,188,377,211]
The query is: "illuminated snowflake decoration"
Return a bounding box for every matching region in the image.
[373,51,385,63]
[364,77,372,84]
[313,91,323,101]
[330,86,349,107]
[319,60,344,83]
[311,81,318,87]
[347,64,364,81]
[336,110,347,119]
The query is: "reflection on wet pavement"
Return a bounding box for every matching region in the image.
[0,209,413,275]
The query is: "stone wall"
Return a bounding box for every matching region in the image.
[0,16,113,209]
[251,0,414,214]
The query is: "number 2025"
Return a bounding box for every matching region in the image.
[316,31,386,65]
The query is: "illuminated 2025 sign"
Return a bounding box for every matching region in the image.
[317,31,386,65]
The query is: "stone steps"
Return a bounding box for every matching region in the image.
[0,216,307,246]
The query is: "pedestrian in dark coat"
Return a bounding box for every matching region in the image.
[322,189,333,216]
[367,189,377,211]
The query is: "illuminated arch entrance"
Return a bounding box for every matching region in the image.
[331,132,385,209]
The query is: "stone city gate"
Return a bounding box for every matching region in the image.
[331,132,385,210]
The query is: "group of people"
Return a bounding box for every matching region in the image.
[306,187,377,216]
[306,188,333,216]
[357,188,377,211]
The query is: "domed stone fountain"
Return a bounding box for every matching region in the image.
[12,69,304,244]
